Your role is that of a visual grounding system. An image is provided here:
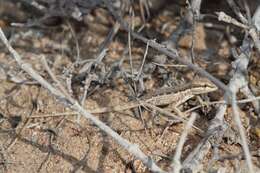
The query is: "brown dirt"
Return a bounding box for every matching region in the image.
[0,1,260,173]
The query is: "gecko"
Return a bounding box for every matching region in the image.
[31,79,218,118]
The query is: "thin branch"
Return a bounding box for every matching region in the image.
[170,113,197,173]
[216,11,249,29]
[104,0,230,93]
[231,94,254,172]
[218,2,260,53]
[226,0,248,24]
[0,28,165,173]
[135,39,150,80]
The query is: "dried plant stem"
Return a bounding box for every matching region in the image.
[0,28,165,173]
[231,95,254,172]
[170,113,197,173]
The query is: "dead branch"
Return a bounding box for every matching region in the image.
[0,28,165,173]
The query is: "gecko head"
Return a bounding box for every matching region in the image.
[191,79,218,94]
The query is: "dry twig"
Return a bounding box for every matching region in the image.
[170,113,197,173]
[0,28,165,173]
